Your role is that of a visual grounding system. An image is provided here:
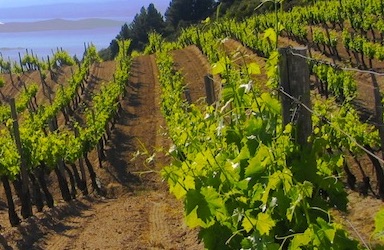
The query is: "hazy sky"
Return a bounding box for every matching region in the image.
[0,0,102,7]
[0,0,171,22]
[0,0,170,11]
[0,0,170,6]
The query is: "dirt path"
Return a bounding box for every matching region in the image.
[0,55,202,249]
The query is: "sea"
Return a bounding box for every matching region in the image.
[0,18,126,63]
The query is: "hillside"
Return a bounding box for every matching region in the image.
[0,0,384,249]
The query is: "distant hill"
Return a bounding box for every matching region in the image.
[0,18,125,32]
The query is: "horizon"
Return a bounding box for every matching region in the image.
[0,0,170,12]
[0,0,170,24]
[0,0,171,61]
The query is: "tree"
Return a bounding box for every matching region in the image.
[147,4,166,33]
[165,0,216,28]
[104,3,165,59]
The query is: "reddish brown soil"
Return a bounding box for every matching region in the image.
[0,54,203,249]
[171,45,221,105]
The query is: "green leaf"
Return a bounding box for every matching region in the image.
[336,155,344,167]
[277,22,285,32]
[286,181,313,221]
[256,213,275,236]
[289,228,313,249]
[374,208,384,241]
[261,92,280,114]
[201,187,223,208]
[324,229,336,243]
[242,214,257,233]
[247,62,261,75]
[185,190,212,227]
[212,59,226,75]
[299,181,314,198]
[185,206,201,228]
[314,217,338,246]
[185,187,225,228]
[284,124,293,134]
[242,212,275,235]
[245,144,270,176]
[171,182,187,199]
[241,237,253,249]
[234,144,250,163]
[261,171,282,204]
[235,179,249,190]
[263,28,277,44]
[202,17,210,24]
[184,175,195,190]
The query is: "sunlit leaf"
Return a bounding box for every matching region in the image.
[246,144,270,176]
[289,228,313,249]
[374,208,384,241]
[247,62,261,75]
[263,28,277,44]
[202,17,211,24]
[242,214,257,233]
[256,213,275,236]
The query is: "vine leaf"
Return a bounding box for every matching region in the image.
[245,144,270,176]
[247,62,261,75]
[170,181,186,199]
[287,181,313,221]
[289,228,313,249]
[242,212,275,236]
[261,92,280,114]
[256,213,275,236]
[374,208,384,242]
[185,187,225,228]
[242,214,257,233]
[212,57,227,75]
[263,28,277,45]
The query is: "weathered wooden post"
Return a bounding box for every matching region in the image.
[278,47,312,147]
[10,98,33,218]
[204,74,215,105]
[184,88,192,104]
[369,74,384,199]
[18,52,24,73]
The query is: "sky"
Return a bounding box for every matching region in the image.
[0,0,171,23]
[0,0,100,7]
[0,0,170,8]
[0,0,170,22]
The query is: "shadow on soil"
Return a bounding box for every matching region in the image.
[2,198,104,250]
[102,80,143,189]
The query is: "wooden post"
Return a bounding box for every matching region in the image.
[2,176,21,226]
[10,98,32,218]
[74,127,88,195]
[204,74,215,105]
[18,52,24,73]
[369,74,384,199]
[370,74,384,159]
[91,109,103,168]
[278,47,312,147]
[7,57,14,85]
[184,88,192,104]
